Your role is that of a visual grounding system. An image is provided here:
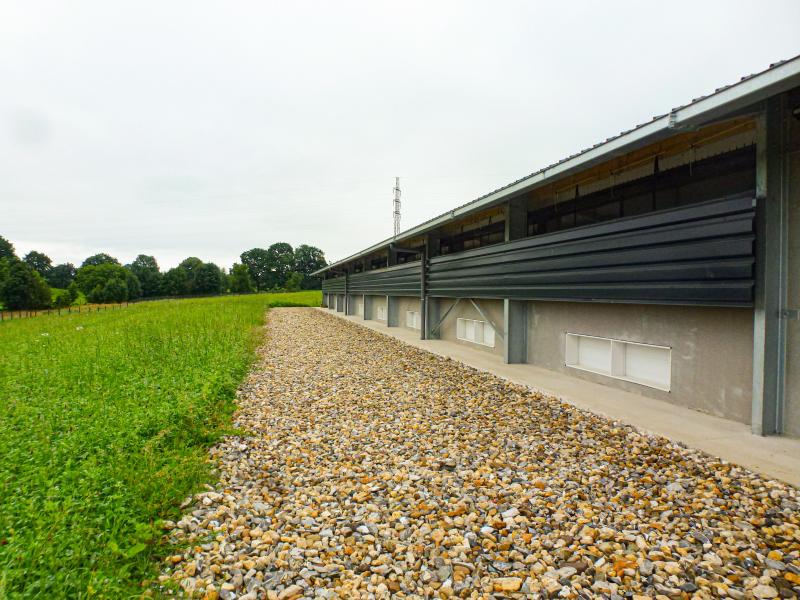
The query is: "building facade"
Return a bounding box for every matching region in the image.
[317,58,800,437]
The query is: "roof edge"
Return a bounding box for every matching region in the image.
[315,54,800,276]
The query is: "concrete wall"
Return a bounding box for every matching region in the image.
[435,298,505,358]
[784,92,800,437]
[527,302,754,424]
[367,295,388,323]
[395,296,421,332]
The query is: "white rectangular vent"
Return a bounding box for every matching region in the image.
[376,305,387,321]
[456,318,495,348]
[406,310,420,330]
[565,333,671,391]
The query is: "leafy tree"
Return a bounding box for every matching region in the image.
[23,251,52,278]
[0,236,16,260]
[229,263,254,293]
[129,255,162,297]
[67,282,80,303]
[124,268,142,299]
[0,258,10,298]
[1,261,51,310]
[178,257,203,293]
[220,268,230,293]
[81,253,120,268]
[284,271,303,292]
[193,262,224,295]
[161,267,189,296]
[75,263,139,302]
[266,242,294,289]
[95,278,128,303]
[53,289,73,308]
[240,248,272,291]
[293,244,326,289]
[47,263,77,288]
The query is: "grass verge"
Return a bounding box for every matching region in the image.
[0,291,320,598]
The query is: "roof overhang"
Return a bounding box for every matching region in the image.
[314,55,800,277]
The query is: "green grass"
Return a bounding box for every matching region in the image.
[0,291,321,598]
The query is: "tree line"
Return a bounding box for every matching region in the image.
[0,236,327,311]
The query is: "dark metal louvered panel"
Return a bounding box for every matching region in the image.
[347,262,422,296]
[321,276,346,293]
[428,194,756,306]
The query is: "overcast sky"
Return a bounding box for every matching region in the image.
[1,1,798,269]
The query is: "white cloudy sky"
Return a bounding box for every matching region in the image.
[1,1,798,269]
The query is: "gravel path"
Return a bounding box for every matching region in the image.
[161,308,800,599]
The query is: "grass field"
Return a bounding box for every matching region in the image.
[0,291,320,598]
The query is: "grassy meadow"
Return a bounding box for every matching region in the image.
[0,291,321,598]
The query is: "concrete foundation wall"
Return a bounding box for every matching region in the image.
[527,302,754,424]
[785,96,800,437]
[435,298,505,358]
[367,295,388,323]
[395,296,421,332]
[351,295,364,317]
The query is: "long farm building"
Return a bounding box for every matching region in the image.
[316,56,800,438]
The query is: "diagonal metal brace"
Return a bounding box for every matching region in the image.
[430,298,461,336]
[469,299,504,341]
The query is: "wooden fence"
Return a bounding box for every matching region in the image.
[0,302,130,322]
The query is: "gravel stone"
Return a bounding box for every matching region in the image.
[161,309,800,598]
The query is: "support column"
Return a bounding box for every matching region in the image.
[752,96,789,436]
[387,296,399,327]
[425,297,441,340]
[363,295,373,320]
[346,294,357,316]
[504,197,527,241]
[503,299,527,364]
[421,233,440,340]
[420,244,429,339]
[503,197,528,363]
[343,272,349,315]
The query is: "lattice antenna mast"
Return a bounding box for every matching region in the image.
[393,177,401,239]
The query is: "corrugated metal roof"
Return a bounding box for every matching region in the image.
[315,55,800,275]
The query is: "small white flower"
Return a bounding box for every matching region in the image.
[75,326,84,331]
[40,332,49,337]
